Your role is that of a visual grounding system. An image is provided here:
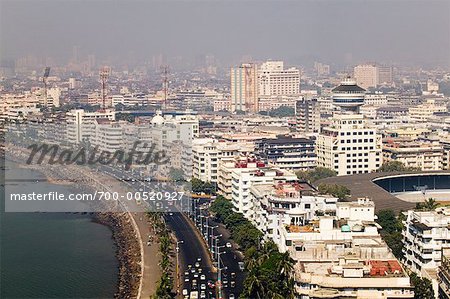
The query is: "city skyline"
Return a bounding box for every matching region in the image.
[1,0,450,68]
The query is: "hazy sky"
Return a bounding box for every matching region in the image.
[1,0,450,67]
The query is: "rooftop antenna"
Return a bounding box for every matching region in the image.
[160,65,169,110]
[42,67,51,107]
[99,66,110,109]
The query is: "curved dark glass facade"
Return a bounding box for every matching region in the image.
[373,174,450,193]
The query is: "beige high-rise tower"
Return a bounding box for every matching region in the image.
[230,63,259,113]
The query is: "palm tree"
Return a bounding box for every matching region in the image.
[423,198,439,211]
[257,241,278,265]
[276,251,295,276]
[243,269,266,299]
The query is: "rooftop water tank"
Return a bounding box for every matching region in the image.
[341,225,351,232]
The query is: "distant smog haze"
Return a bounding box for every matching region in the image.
[1,0,449,68]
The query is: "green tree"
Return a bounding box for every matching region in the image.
[416,198,439,211]
[190,178,216,194]
[317,183,350,200]
[376,209,405,258]
[209,196,234,221]
[295,167,337,182]
[376,209,400,234]
[268,106,295,117]
[410,273,434,299]
[168,167,185,184]
[378,161,420,172]
[224,213,247,229]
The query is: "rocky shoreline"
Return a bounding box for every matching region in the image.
[93,212,141,299]
[5,146,144,299]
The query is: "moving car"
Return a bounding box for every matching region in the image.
[238,262,245,271]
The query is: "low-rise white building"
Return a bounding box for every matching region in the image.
[66,109,116,144]
[279,198,414,298]
[383,139,443,171]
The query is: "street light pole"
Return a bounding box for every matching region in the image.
[211,225,219,250]
[199,215,208,237]
[217,251,226,299]
[176,240,184,296]
[211,234,223,261]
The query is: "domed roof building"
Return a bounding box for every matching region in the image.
[332,77,366,113]
[151,110,165,125]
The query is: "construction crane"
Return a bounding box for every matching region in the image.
[99,66,110,110]
[42,67,51,107]
[160,65,169,110]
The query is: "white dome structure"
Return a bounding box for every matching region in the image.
[151,110,164,125]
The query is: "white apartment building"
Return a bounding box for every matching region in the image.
[213,98,231,112]
[149,111,199,153]
[257,96,296,112]
[364,93,388,106]
[111,93,148,107]
[222,156,297,219]
[249,181,338,242]
[0,93,41,122]
[191,138,254,183]
[409,99,447,122]
[91,119,126,152]
[316,113,383,175]
[354,64,378,89]
[258,61,300,97]
[255,136,317,171]
[66,109,115,144]
[403,208,450,295]
[383,140,443,171]
[316,78,382,175]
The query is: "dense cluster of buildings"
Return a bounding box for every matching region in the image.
[3,57,450,298]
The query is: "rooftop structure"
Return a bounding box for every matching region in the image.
[332,77,366,113]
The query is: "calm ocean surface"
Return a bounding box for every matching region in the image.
[1,162,118,298]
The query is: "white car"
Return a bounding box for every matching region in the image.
[200,284,206,290]
[200,291,206,299]
[229,294,235,299]
[226,242,232,248]
[194,273,199,278]
[200,274,206,280]
[182,289,188,296]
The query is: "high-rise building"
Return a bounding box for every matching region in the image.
[314,62,330,77]
[316,78,383,175]
[230,63,259,113]
[295,98,320,133]
[258,61,300,97]
[354,64,378,89]
[377,65,393,85]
